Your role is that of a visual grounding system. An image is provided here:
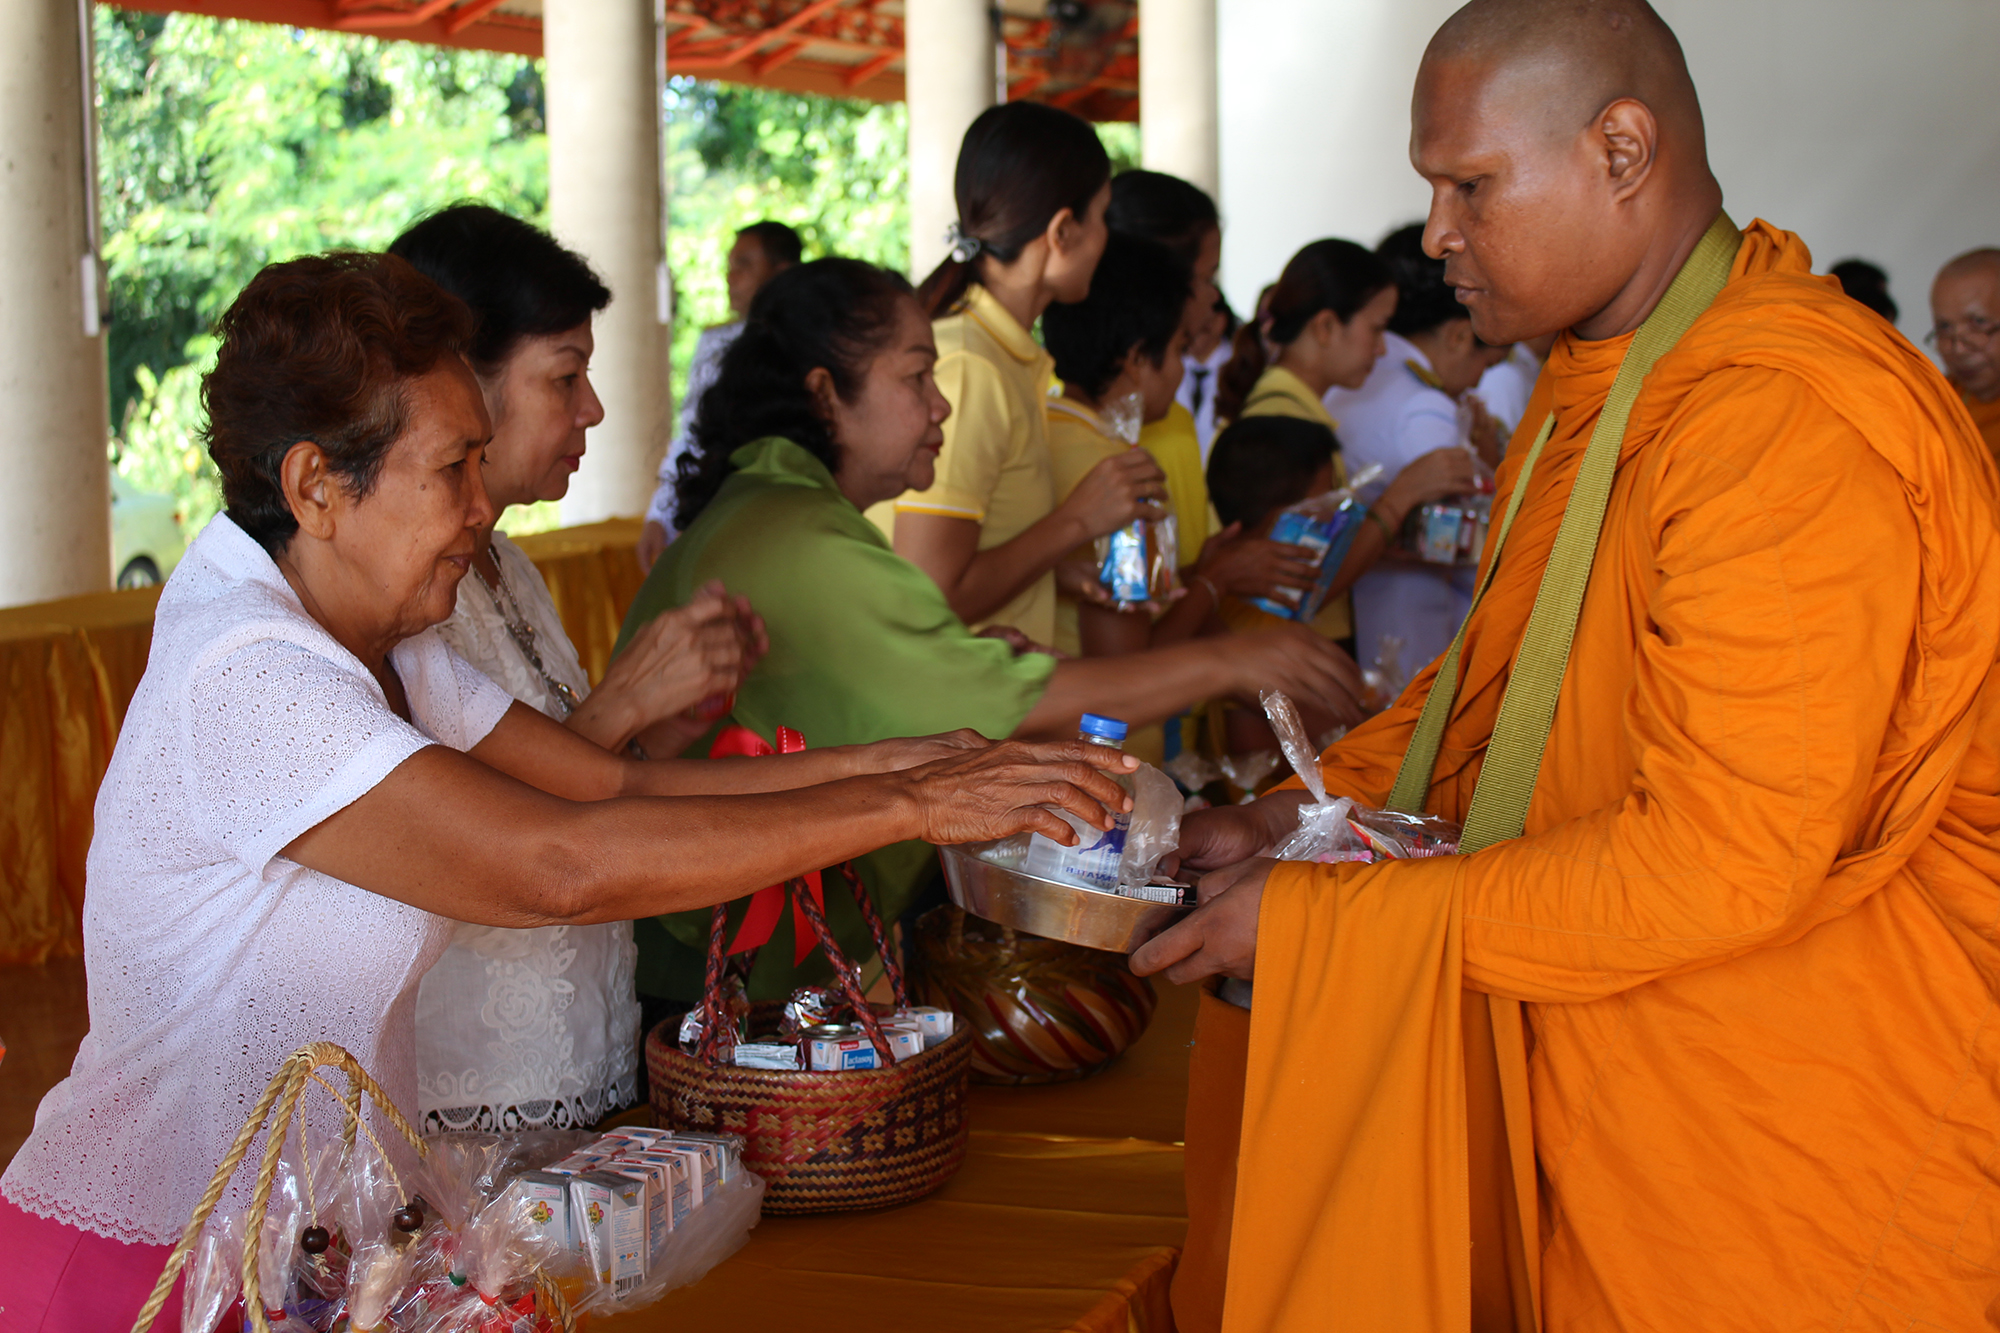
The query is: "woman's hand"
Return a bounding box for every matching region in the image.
[1379,447,1481,525]
[1226,626,1368,729]
[570,582,751,750]
[1058,448,1169,542]
[1129,857,1274,982]
[849,728,994,775]
[1461,394,1506,469]
[1194,522,1322,601]
[896,739,1138,847]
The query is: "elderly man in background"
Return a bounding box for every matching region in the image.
[1930,247,2000,463]
[637,219,803,569]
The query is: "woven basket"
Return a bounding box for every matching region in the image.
[647,1018,972,1214]
[648,860,973,1214]
[130,1041,573,1333]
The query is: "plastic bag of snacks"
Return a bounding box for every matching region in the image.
[1259,689,1462,864]
[1246,463,1383,623]
[1093,392,1182,609]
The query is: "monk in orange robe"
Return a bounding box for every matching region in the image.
[1930,248,2000,464]
[1134,2,2000,1330]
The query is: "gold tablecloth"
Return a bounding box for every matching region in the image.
[0,520,646,965]
[595,981,1197,1333]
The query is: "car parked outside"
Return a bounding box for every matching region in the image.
[111,474,186,590]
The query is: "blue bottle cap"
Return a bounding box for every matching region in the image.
[1079,713,1130,742]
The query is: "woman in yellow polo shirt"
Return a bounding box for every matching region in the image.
[1213,239,1412,648]
[1106,170,1223,558]
[871,102,1165,647]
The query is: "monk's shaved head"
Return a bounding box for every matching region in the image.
[1411,0,1724,343]
[1932,248,2000,400]
[1427,0,1706,154]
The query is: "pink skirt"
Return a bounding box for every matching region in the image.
[0,1192,186,1333]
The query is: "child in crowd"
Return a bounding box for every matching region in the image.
[870,102,1163,647]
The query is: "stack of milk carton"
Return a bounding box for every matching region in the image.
[504,1126,748,1301]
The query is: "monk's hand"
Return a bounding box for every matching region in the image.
[1130,858,1274,982]
[1166,795,1304,876]
[898,739,1137,847]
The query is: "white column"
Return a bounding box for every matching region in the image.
[1140,0,1219,199]
[905,0,996,281]
[0,0,110,607]
[544,0,668,525]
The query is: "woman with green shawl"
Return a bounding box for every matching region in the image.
[618,259,1364,1002]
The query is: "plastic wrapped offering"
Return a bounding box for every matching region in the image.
[1092,392,1181,609]
[1259,689,1462,864]
[1248,464,1383,623]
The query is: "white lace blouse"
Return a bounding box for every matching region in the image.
[417,533,641,1133]
[0,516,514,1245]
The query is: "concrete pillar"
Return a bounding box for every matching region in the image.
[0,0,111,607]
[905,0,996,281]
[1140,0,1219,199]
[545,0,668,524]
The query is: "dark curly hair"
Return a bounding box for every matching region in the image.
[674,258,914,530]
[202,252,475,554]
[388,203,609,376]
[1376,223,1466,339]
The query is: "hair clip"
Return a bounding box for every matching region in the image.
[945,221,984,265]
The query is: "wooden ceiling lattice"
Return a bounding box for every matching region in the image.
[101,0,1141,121]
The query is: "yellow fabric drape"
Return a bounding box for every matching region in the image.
[0,520,644,966]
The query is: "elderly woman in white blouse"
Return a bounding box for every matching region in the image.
[0,251,1132,1330]
[387,206,748,1135]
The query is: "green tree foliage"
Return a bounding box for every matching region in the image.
[96,10,547,537]
[663,77,909,412]
[95,13,1133,543]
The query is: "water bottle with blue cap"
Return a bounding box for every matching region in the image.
[1022,714,1134,890]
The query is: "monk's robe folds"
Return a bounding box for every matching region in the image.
[1226,221,2000,1332]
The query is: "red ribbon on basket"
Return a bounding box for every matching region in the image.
[709,722,824,965]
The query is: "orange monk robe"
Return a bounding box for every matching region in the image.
[1217,221,2000,1331]
[1955,382,2000,466]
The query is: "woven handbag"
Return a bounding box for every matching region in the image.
[647,861,973,1215]
[130,1041,574,1333]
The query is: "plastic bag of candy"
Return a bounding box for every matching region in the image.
[1259,689,1462,864]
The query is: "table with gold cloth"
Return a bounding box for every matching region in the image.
[0,518,645,965]
[598,981,1196,1333]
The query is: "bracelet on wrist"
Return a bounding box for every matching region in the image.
[1193,573,1223,606]
[1365,505,1397,540]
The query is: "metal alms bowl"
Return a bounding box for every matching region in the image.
[937,843,1190,954]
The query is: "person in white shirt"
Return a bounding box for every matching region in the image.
[391,204,764,1135]
[0,252,1137,1328]
[1474,331,1555,442]
[1177,295,1237,461]
[637,220,802,570]
[1325,224,1512,680]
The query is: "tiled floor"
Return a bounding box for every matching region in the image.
[0,954,89,1171]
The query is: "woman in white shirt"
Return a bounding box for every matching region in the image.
[390,205,748,1135]
[0,252,1134,1331]
[1325,224,1512,678]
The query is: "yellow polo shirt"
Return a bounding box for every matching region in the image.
[867,284,1058,645]
[1231,365,1353,642]
[1044,396,1167,765]
[1140,401,1211,558]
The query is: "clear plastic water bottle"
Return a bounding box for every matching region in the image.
[1022,714,1134,890]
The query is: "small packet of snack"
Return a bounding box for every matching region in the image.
[1259,689,1462,864]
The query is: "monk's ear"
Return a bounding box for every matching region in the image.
[1594,97,1658,201]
